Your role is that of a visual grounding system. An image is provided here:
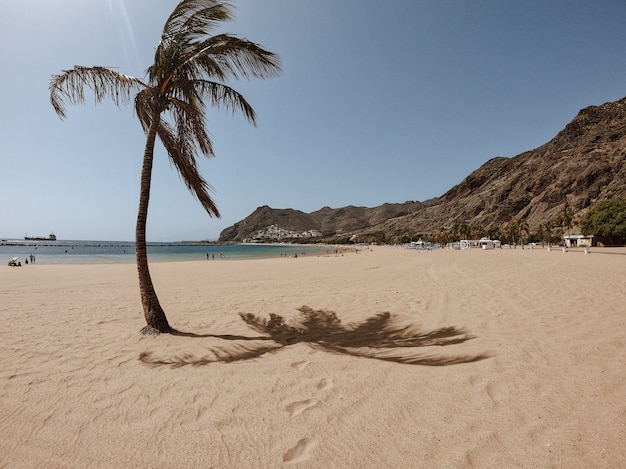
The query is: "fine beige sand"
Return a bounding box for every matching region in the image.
[1,246,624,468]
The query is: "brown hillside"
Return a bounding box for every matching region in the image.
[219,96,626,243]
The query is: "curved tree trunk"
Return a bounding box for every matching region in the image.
[137,114,172,334]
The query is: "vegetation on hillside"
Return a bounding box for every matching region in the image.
[580,199,626,246]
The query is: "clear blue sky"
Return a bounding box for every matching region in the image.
[2,0,625,241]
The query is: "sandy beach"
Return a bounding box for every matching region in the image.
[1,246,624,468]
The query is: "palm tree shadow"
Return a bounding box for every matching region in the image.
[139,306,492,368]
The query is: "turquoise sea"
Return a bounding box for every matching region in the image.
[0,239,331,265]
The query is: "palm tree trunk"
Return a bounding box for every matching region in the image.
[137,115,172,334]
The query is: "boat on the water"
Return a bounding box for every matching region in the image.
[24,233,57,241]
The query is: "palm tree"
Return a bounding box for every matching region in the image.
[516,217,529,249]
[554,208,573,246]
[502,219,515,247]
[536,223,548,248]
[486,226,501,242]
[503,217,528,248]
[50,1,281,334]
[561,205,573,243]
[470,224,485,241]
[457,222,470,240]
[544,220,554,246]
[434,227,448,247]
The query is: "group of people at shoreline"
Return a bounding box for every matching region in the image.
[206,253,226,260]
[7,253,35,267]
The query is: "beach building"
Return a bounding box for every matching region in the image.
[563,234,596,247]
[478,238,501,249]
[457,238,501,250]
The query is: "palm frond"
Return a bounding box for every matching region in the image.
[156,120,220,216]
[192,80,257,123]
[151,1,234,86]
[167,94,213,154]
[161,0,233,45]
[50,66,145,119]
[185,34,282,81]
[134,89,156,133]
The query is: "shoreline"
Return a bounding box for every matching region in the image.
[1,241,344,265]
[5,239,623,266]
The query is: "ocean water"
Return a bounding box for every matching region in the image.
[0,240,331,265]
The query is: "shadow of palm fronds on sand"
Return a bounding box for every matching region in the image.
[139,306,492,368]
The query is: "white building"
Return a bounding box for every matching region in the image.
[563,234,595,247]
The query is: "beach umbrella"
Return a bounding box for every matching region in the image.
[8,257,19,266]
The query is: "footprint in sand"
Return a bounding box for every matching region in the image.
[316,378,334,391]
[283,437,317,464]
[291,360,310,371]
[285,399,318,417]
[486,382,504,405]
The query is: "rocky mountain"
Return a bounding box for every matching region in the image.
[218,202,425,242]
[219,96,626,243]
